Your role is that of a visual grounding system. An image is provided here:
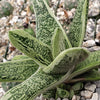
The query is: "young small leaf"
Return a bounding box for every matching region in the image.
[52,28,69,59]
[56,88,69,98]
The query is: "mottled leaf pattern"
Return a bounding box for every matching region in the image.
[43,47,89,74]
[1,0,100,100]
[9,29,53,66]
[1,47,89,100]
[52,28,69,59]
[0,59,39,82]
[67,70,100,83]
[30,0,71,47]
[1,67,71,100]
[68,0,89,47]
[69,50,100,80]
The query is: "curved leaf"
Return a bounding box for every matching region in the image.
[0,65,73,100]
[68,50,100,80]
[52,28,69,59]
[1,47,89,100]
[56,88,69,98]
[30,0,71,47]
[9,29,53,66]
[66,69,100,83]
[68,0,89,47]
[0,59,39,82]
[80,69,100,81]
[43,47,89,74]
[1,55,32,92]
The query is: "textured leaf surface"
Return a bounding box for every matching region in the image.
[79,69,100,81]
[56,88,69,98]
[43,47,89,74]
[52,28,68,59]
[2,82,20,92]
[69,50,100,80]
[67,70,100,83]
[68,0,89,47]
[1,55,30,92]
[1,48,87,100]
[1,67,73,100]
[0,59,39,82]
[9,29,53,66]
[43,89,56,99]
[30,0,71,47]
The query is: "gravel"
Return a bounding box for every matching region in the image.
[0,0,100,100]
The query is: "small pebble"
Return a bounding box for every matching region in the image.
[0,88,5,99]
[96,88,100,100]
[80,97,86,100]
[57,98,61,100]
[80,90,93,99]
[88,0,100,17]
[89,93,98,100]
[85,83,96,92]
[94,81,100,88]
[21,11,27,16]
[85,19,96,40]
[62,98,69,100]
[72,95,77,100]
[17,0,24,5]
[83,40,96,47]
[72,95,80,100]
[50,98,55,100]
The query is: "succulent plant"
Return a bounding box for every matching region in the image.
[1,0,100,100]
[0,1,14,18]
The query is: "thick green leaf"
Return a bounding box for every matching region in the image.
[0,65,73,100]
[1,47,88,100]
[9,29,53,66]
[30,0,71,47]
[43,47,89,74]
[1,55,31,92]
[56,88,69,98]
[52,28,68,59]
[68,0,89,47]
[71,82,83,91]
[68,50,100,80]
[0,59,39,82]
[66,70,100,83]
[80,69,100,81]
